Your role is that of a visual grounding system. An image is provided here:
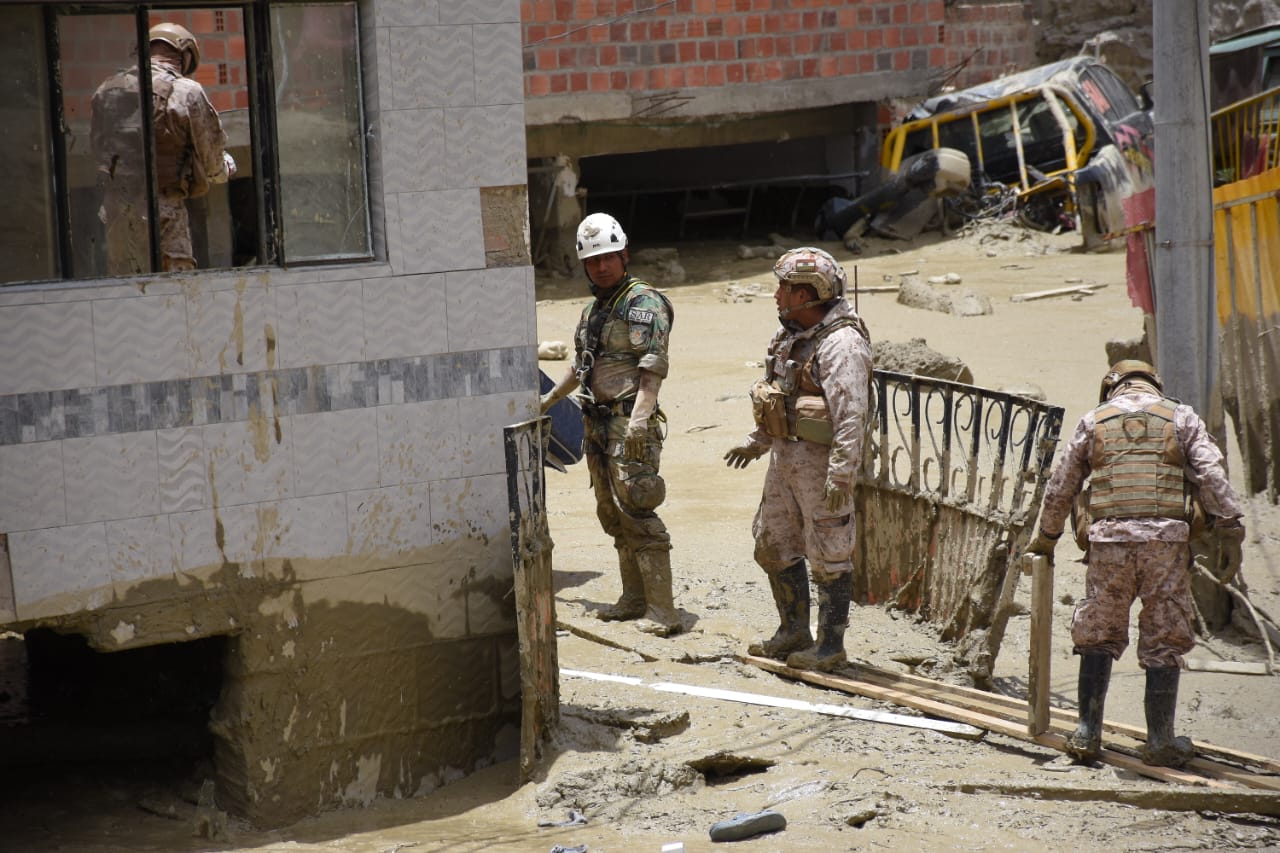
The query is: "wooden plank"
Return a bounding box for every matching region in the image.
[738,655,1226,788]
[849,660,1280,774]
[1027,554,1053,735]
[949,782,1280,816]
[1010,283,1108,302]
[1184,658,1273,675]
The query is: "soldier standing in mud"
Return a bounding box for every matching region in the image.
[724,247,873,672]
[91,22,235,274]
[1026,360,1245,767]
[541,213,681,637]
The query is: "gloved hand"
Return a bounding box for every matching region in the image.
[1215,519,1246,584]
[623,422,647,459]
[823,477,853,513]
[223,151,237,179]
[1025,527,1060,557]
[724,442,767,469]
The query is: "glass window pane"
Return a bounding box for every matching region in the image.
[71,13,153,277]
[271,3,371,261]
[1,7,58,284]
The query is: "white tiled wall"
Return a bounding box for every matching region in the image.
[0,1,534,636]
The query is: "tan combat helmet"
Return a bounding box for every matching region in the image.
[1099,359,1162,402]
[773,247,847,316]
[149,22,201,76]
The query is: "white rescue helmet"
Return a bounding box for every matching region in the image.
[576,213,628,260]
[773,246,846,301]
[150,22,201,76]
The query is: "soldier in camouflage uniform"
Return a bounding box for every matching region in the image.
[541,213,680,637]
[91,23,235,274]
[1027,360,1245,767]
[724,247,873,673]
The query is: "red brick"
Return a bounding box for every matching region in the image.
[610,70,627,88]
[744,14,762,34]
[650,67,668,88]
[630,21,647,40]
[775,35,793,56]
[687,65,705,86]
[527,73,552,95]
[537,47,558,69]
[707,64,726,85]
[629,69,646,88]
[600,44,618,65]
[699,40,716,61]
[894,50,910,71]
[589,71,610,91]
[569,70,587,91]
[550,72,568,93]
[669,67,685,86]
[679,41,696,62]
[726,62,744,83]
[717,40,735,60]
[688,18,705,37]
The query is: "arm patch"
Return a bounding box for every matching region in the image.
[627,308,655,324]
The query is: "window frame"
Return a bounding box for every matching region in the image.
[8,0,373,287]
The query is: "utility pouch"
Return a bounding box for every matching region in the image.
[750,379,789,439]
[794,394,834,445]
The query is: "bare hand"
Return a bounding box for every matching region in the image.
[724,443,767,469]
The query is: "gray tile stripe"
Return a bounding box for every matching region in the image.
[0,346,535,446]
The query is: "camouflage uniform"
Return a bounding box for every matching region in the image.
[573,275,674,562]
[749,299,873,582]
[1037,388,1243,668]
[91,55,231,274]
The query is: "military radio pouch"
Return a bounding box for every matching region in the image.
[794,394,834,445]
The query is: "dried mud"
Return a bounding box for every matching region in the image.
[3,227,1278,852]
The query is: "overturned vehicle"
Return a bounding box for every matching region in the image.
[839,57,1155,249]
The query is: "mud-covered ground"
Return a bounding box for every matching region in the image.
[4,226,1278,852]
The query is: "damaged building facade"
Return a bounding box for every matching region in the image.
[0,0,533,827]
[522,1,1037,264]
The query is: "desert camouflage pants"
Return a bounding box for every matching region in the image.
[1072,539,1194,669]
[752,439,854,581]
[102,191,195,274]
[583,412,671,555]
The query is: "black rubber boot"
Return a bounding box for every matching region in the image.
[786,572,852,672]
[1064,652,1112,763]
[1141,666,1194,768]
[747,561,813,660]
[633,548,682,637]
[596,548,646,622]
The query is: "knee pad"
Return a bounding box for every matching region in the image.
[624,472,666,510]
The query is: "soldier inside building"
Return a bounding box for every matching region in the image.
[91,22,236,274]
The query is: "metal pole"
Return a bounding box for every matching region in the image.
[1152,0,1217,417]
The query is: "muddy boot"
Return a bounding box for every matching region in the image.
[786,572,851,672]
[596,548,646,622]
[1140,666,1194,768]
[1064,652,1112,763]
[633,548,681,637]
[747,561,812,660]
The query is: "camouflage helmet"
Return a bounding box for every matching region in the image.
[1099,359,1162,402]
[773,246,846,302]
[150,23,200,76]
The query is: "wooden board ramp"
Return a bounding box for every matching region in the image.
[739,654,1280,795]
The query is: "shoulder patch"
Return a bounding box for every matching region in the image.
[627,308,656,324]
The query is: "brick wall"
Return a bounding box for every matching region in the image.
[521,0,948,99]
[941,1,1037,90]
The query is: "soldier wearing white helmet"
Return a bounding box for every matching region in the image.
[91,22,236,273]
[1026,359,1244,767]
[541,213,681,637]
[724,247,873,672]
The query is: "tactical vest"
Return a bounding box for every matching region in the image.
[752,314,871,444]
[93,66,185,194]
[1087,399,1187,520]
[574,277,673,403]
